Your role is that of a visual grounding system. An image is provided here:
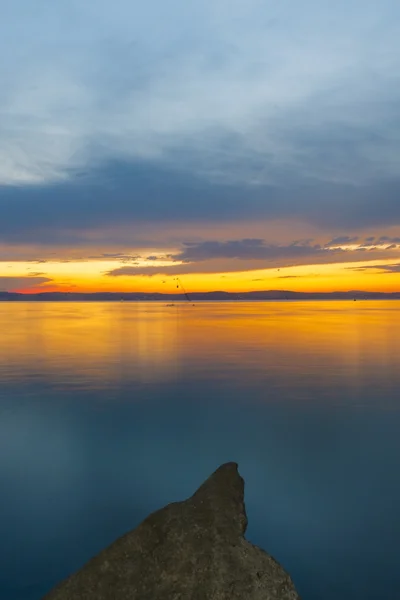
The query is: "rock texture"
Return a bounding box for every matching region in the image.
[43,462,300,599]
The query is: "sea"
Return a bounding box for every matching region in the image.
[0,301,399,600]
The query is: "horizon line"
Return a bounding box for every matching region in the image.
[1,289,400,297]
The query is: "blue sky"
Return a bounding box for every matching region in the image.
[1,0,400,289]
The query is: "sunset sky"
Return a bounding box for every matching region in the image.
[1,0,400,294]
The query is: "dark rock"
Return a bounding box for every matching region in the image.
[43,462,300,599]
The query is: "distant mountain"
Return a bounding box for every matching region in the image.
[1,290,400,301]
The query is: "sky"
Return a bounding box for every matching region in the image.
[1,0,400,294]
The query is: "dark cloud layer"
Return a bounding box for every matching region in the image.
[1,159,400,248]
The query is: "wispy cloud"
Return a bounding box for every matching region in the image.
[325,236,359,247]
[277,275,311,279]
[347,263,400,274]
[356,235,400,247]
[325,234,400,251]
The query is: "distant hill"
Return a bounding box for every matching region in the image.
[1,290,400,301]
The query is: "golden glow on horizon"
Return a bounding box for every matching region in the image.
[1,256,399,294]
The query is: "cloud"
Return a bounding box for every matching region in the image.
[325,236,359,247]
[347,263,400,274]
[0,276,52,291]
[325,234,400,250]
[145,255,170,261]
[381,236,400,244]
[173,239,333,262]
[99,253,140,260]
[360,236,400,247]
[2,158,400,250]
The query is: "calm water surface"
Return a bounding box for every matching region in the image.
[0,301,399,600]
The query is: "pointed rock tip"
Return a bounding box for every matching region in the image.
[212,461,240,474]
[190,462,247,533]
[193,462,241,494]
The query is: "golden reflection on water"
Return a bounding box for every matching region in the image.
[0,302,181,385]
[0,301,399,389]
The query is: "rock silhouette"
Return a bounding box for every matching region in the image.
[43,462,300,599]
